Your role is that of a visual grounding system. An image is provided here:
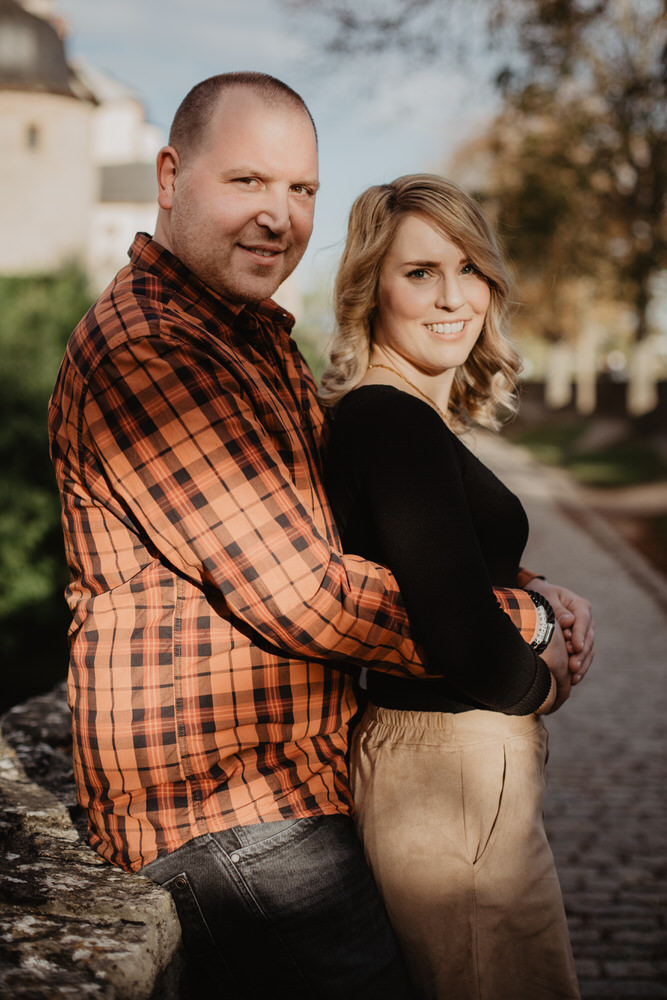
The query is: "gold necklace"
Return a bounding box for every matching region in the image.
[367,363,448,422]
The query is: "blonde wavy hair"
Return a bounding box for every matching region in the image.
[319,173,522,431]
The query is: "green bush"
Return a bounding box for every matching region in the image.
[0,267,93,712]
[0,275,326,713]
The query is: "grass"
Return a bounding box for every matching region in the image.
[503,412,667,575]
[505,417,667,489]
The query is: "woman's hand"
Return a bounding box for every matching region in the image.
[528,579,594,685]
[538,620,572,713]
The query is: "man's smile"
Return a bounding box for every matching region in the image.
[239,243,287,260]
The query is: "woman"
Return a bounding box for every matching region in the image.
[321,174,582,999]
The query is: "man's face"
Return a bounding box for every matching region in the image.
[157,89,319,304]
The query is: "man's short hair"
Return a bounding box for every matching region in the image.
[168,71,317,162]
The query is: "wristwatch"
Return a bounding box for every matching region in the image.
[527,590,556,654]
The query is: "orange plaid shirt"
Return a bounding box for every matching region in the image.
[49,234,539,872]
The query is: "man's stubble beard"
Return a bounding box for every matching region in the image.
[170,213,302,305]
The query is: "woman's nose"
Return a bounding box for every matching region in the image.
[435,276,466,311]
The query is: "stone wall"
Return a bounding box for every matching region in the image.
[0,683,185,998]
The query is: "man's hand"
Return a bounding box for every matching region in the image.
[528,578,594,685]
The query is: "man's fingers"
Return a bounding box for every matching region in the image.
[569,625,595,682]
[569,601,593,653]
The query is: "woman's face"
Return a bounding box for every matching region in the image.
[372,213,491,378]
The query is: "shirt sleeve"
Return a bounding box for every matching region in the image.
[495,587,539,644]
[81,334,425,678]
[327,390,550,712]
[517,566,544,589]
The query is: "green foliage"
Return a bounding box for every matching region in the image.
[488,0,667,342]
[0,267,93,711]
[292,280,336,383]
[292,323,329,383]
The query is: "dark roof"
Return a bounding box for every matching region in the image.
[0,0,77,97]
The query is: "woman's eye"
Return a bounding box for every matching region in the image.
[407,268,429,280]
[461,262,478,276]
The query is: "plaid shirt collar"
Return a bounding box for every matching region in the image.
[130,231,296,342]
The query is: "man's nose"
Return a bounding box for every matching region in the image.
[255,187,291,235]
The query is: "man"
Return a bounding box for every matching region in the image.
[49,72,593,998]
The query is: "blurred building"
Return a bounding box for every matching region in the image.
[0,0,162,290]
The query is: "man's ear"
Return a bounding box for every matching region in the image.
[157,146,180,210]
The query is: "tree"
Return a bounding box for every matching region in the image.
[0,267,93,712]
[493,0,667,344]
[291,0,667,346]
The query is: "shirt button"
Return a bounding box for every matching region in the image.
[230,853,240,863]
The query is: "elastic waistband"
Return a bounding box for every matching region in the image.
[360,703,543,746]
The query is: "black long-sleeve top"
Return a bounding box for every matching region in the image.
[325,385,552,715]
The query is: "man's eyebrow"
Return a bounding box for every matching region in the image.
[219,166,261,178]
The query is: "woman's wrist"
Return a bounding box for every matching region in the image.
[527,590,556,654]
[535,671,557,715]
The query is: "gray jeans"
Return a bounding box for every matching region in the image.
[142,813,415,1000]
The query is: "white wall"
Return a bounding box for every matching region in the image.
[0,90,94,274]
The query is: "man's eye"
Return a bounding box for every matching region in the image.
[291,184,314,196]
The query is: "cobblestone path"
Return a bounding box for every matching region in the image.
[476,433,667,1000]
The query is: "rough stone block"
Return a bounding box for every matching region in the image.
[0,689,184,998]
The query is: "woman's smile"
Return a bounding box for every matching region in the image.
[370,214,491,409]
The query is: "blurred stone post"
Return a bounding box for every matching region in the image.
[575,323,600,415]
[545,341,574,409]
[627,337,660,417]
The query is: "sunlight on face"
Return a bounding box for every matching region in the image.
[159,88,319,304]
[373,214,491,382]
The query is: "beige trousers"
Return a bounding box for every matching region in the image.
[350,705,580,1000]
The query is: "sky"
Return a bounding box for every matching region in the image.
[54,0,496,293]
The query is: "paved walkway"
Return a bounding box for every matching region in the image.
[472,431,667,1000]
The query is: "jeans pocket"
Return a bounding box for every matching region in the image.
[161,870,233,976]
